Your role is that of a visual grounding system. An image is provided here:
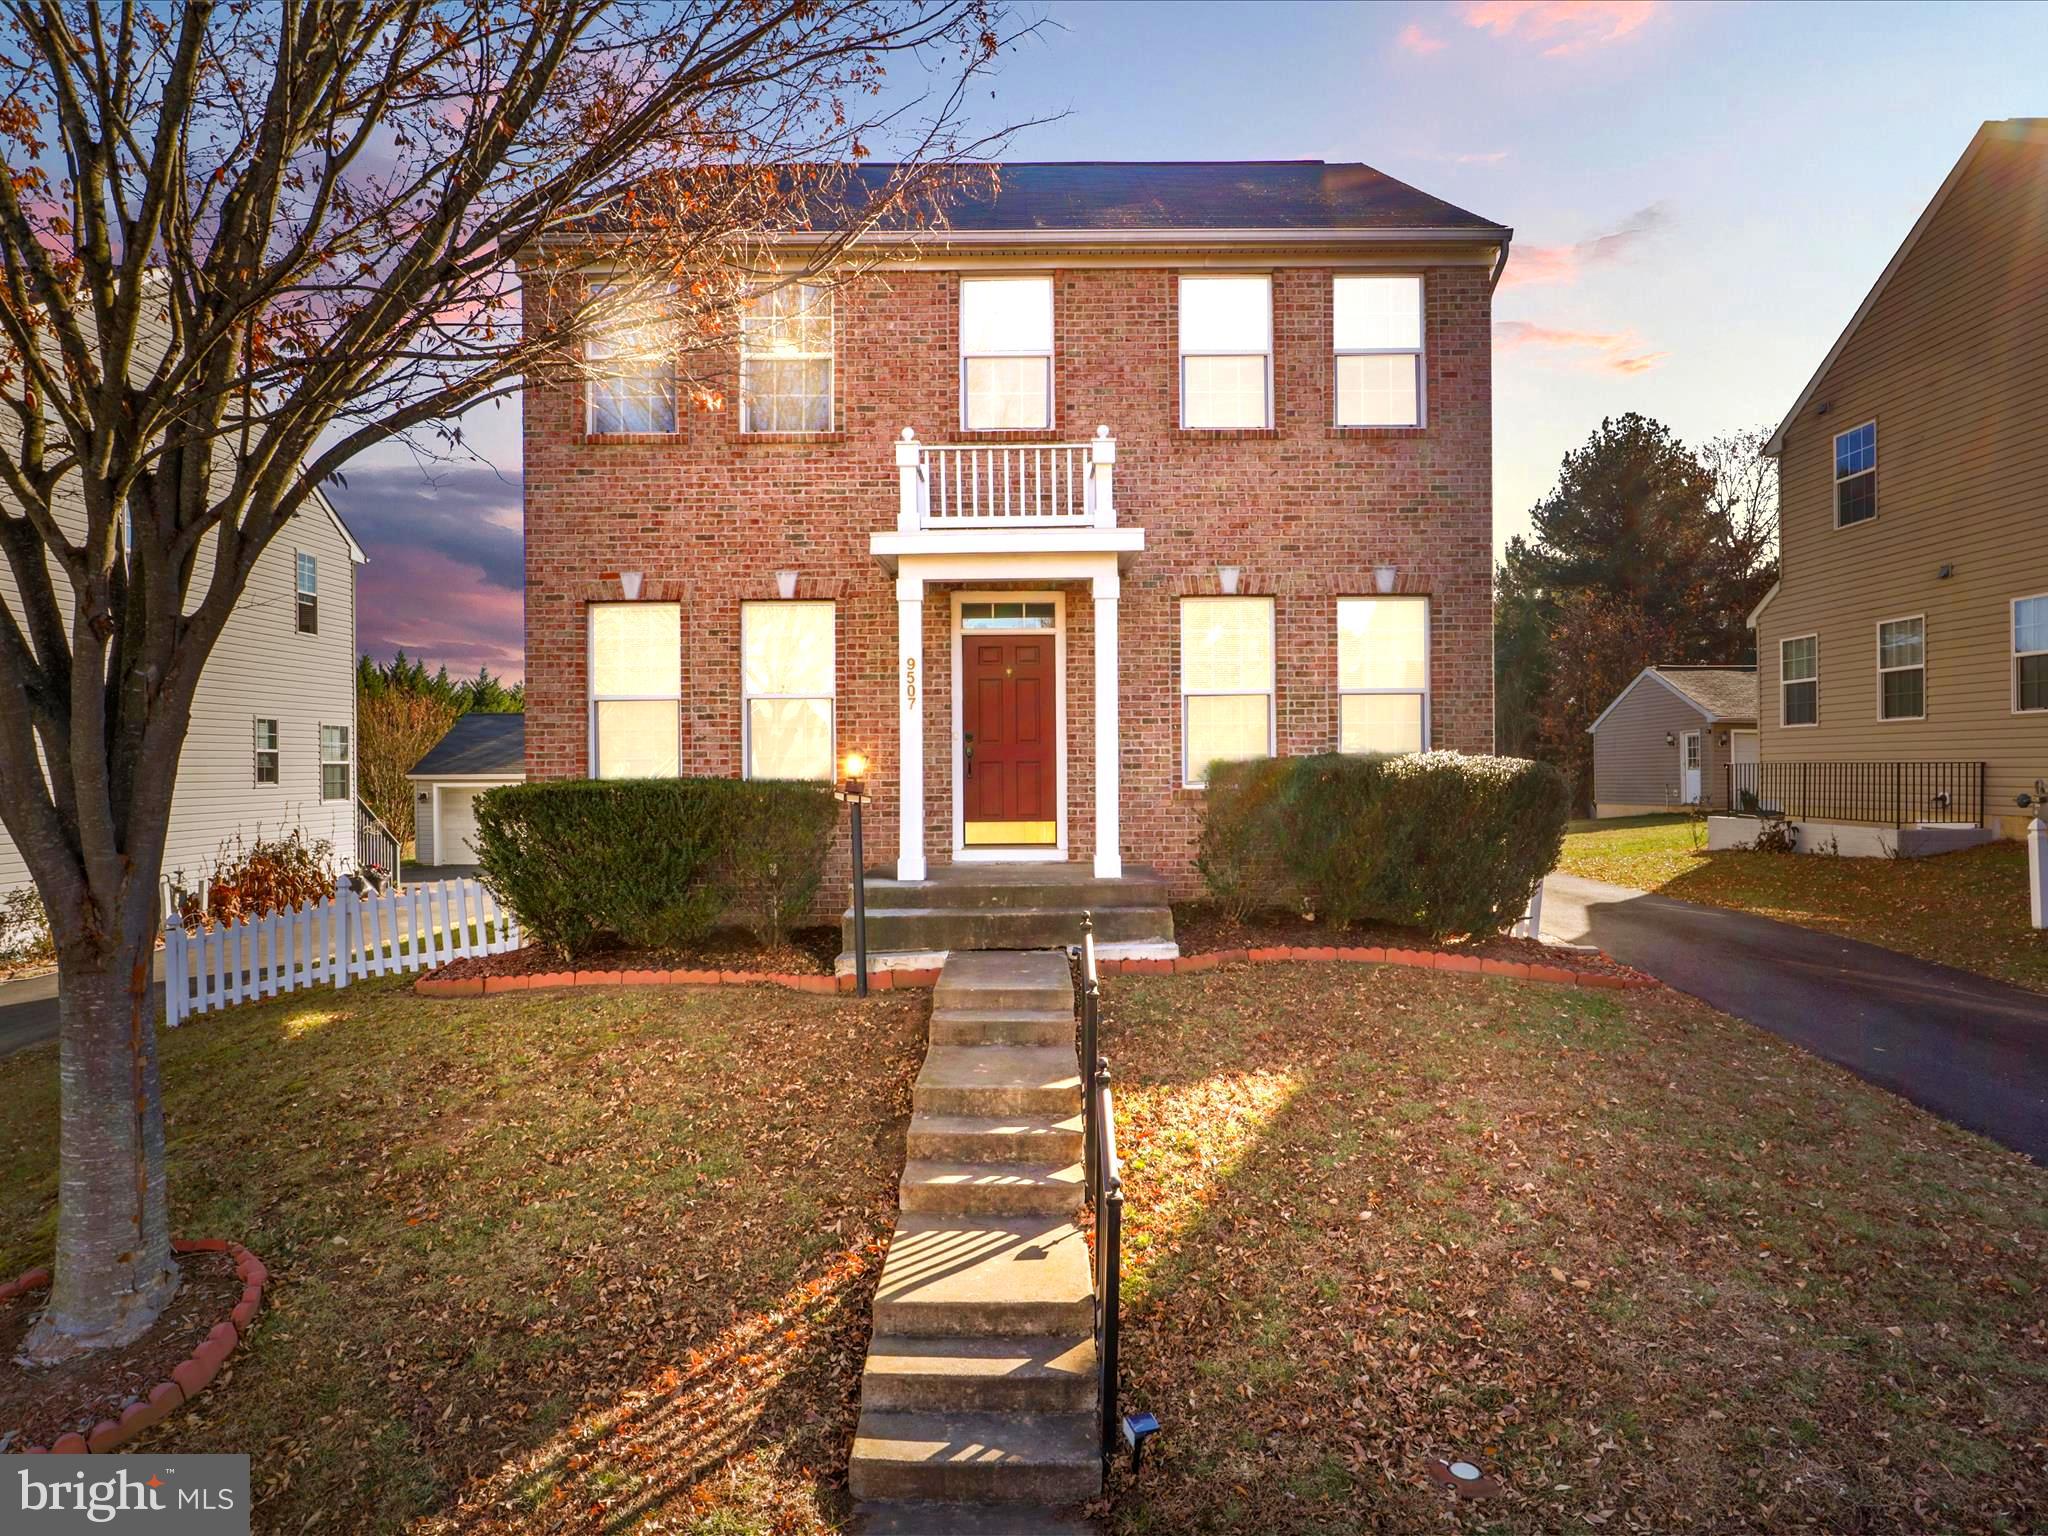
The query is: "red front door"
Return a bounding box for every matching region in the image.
[963,634,1056,844]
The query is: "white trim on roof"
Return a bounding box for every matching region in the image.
[1585,667,1757,735]
[305,481,367,564]
[1747,579,1780,629]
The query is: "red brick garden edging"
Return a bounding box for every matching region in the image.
[4,1238,268,1454]
[414,965,939,999]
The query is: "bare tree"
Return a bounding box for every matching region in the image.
[1698,424,1780,582]
[0,0,1026,1362]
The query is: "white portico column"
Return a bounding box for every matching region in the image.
[896,571,927,882]
[1092,569,1122,880]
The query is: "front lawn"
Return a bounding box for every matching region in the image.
[0,978,925,1534]
[1557,816,2047,993]
[1104,966,2048,1535]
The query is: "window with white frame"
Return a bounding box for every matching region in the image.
[741,601,835,780]
[740,282,833,432]
[586,286,677,434]
[2015,595,2048,712]
[1180,596,1274,785]
[589,602,681,777]
[960,277,1053,430]
[1834,421,1876,527]
[254,718,279,785]
[295,552,317,634]
[1876,616,1925,720]
[1337,596,1428,752]
[319,724,350,801]
[1333,276,1423,427]
[1781,634,1818,726]
[1179,275,1271,429]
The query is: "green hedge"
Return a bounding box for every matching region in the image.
[1196,752,1569,939]
[472,778,838,959]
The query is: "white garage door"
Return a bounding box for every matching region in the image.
[439,788,486,864]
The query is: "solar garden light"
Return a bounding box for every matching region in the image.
[1121,1411,1161,1473]
[839,751,871,994]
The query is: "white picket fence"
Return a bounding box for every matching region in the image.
[163,877,522,1027]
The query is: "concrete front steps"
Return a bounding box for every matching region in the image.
[841,864,1176,969]
[850,949,1102,1530]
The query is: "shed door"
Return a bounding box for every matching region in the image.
[440,788,486,863]
[1679,732,1702,804]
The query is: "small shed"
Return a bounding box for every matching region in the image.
[406,713,524,867]
[1588,667,1757,817]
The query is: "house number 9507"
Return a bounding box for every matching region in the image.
[904,656,918,705]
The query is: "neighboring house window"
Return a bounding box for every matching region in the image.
[1781,635,1819,726]
[295,552,317,634]
[1834,421,1876,526]
[589,602,681,777]
[960,276,1053,430]
[1876,616,1925,720]
[740,282,833,432]
[1180,596,1274,785]
[741,600,835,780]
[254,718,279,785]
[1333,276,1423,427]
[1179,275,1271,429]
[1337,596,1428,752]
[2015,595,2048,712]
[586,287,677,434]
[319,725,350,801]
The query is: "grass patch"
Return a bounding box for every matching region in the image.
[0,977,925,1534]
[1558,818,2047,992]
[1104,966,2048,1535]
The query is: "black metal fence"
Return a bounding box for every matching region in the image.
[1724,760,1986,828]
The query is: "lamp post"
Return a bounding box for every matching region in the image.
[840,751,870,994]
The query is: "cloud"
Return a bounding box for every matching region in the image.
[1457,0,1661,57]
[1499,202,1669,289]
[1451,149,1510,166]
[1494,319,1667,374]
[1397,21,1447,54]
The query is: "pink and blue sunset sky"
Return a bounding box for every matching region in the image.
[332,0,2048,682]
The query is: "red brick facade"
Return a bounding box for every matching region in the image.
[523,259,1496,896]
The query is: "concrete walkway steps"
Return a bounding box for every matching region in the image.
[851,947,1102,1529]
[842,865,1176,966]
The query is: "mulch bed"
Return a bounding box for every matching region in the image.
[0,1249,241,1450]
[429,924,842,983]
[1171,902,1643,980]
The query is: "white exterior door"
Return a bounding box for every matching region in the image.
[1729,729,1759,809]
[1680,731,1702,804]
[438,787,486,864]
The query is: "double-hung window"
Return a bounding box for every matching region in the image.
[741,601,835,780]
[1876,616,1925,720]
[586,286,677,434]
[1834,421,1876,526]
[1180,597,1274,785]
[740,282,833,432]
[1781,635,1819,727]
[1337,596,1429,752]
[254,718,279,785]
[1179,275,1271,429]
[2015,595,2048,712]
[960,277,1054,430]
[1333,276,1423,427]
[319,725,350,801]
[295,553,318,634]
[589,602,681,777]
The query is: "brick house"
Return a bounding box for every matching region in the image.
[521,161,1509,949]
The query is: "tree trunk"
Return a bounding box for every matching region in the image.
[20,930,179,1363]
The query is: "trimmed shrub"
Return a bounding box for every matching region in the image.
[473,778,837,959]
[1199,752,1570,939]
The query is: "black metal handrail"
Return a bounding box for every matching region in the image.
[1724,760,1985,828]
[356,798,403,886]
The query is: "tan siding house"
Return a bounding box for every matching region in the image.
[1755,119,2048,839]
[1589,666,1757,817]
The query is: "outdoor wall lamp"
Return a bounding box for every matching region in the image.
[1374,564,1399,594]
[838,751,871,995]
[1664,731,1677,747]
[1217,565,1241,595]
[618,570,643,600]
[776,569,800,599]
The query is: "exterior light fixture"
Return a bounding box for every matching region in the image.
[1374,564,1399,594]
[1217,565,1241,595]
[1665,731,1676,747]
[777,569,799,599]
[838,752,871,994]
[619,571,643,601]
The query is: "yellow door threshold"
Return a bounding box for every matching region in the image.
[963,820,1058,847]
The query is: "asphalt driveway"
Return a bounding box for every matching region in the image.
[1542,871,2048,1162]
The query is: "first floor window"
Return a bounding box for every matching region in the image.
[1181,596,1274,785]
[295,552,318,633]
[741,281,833,432]
[1179,275,1271,429]
[1834,421,1876,527]
[590,602,681,777]
[2016,595,2048,711]
[586,285,677,433]
[1337,596,1428,752]
[1781,634,1818,726]
[1877,616,1925,720]
[319,725,350,801]
[254,718,279,785]
[960,276,1053,430]
[1333,275,1423,427]
[742,600,835,780]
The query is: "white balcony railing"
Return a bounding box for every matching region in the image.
[895,425,1117,532]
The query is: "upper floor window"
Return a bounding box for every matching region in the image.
[1834,421,1876,526]
[1179,275,1271,429]
[589,602,681,777]
[1333,276,1423,427]
[960,277,1053,431]
[1876,616,1925,720]
[2015,595,2048,712]
[253,718,279,785]
[741,600,835,780]
[1781,634,1818,727]
[295,552,318,634]
[319,725,350,801]
[1337,596,1429,752]
[586,286,677,434]
[741,282,833,433]
[1180,596,1274,785]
